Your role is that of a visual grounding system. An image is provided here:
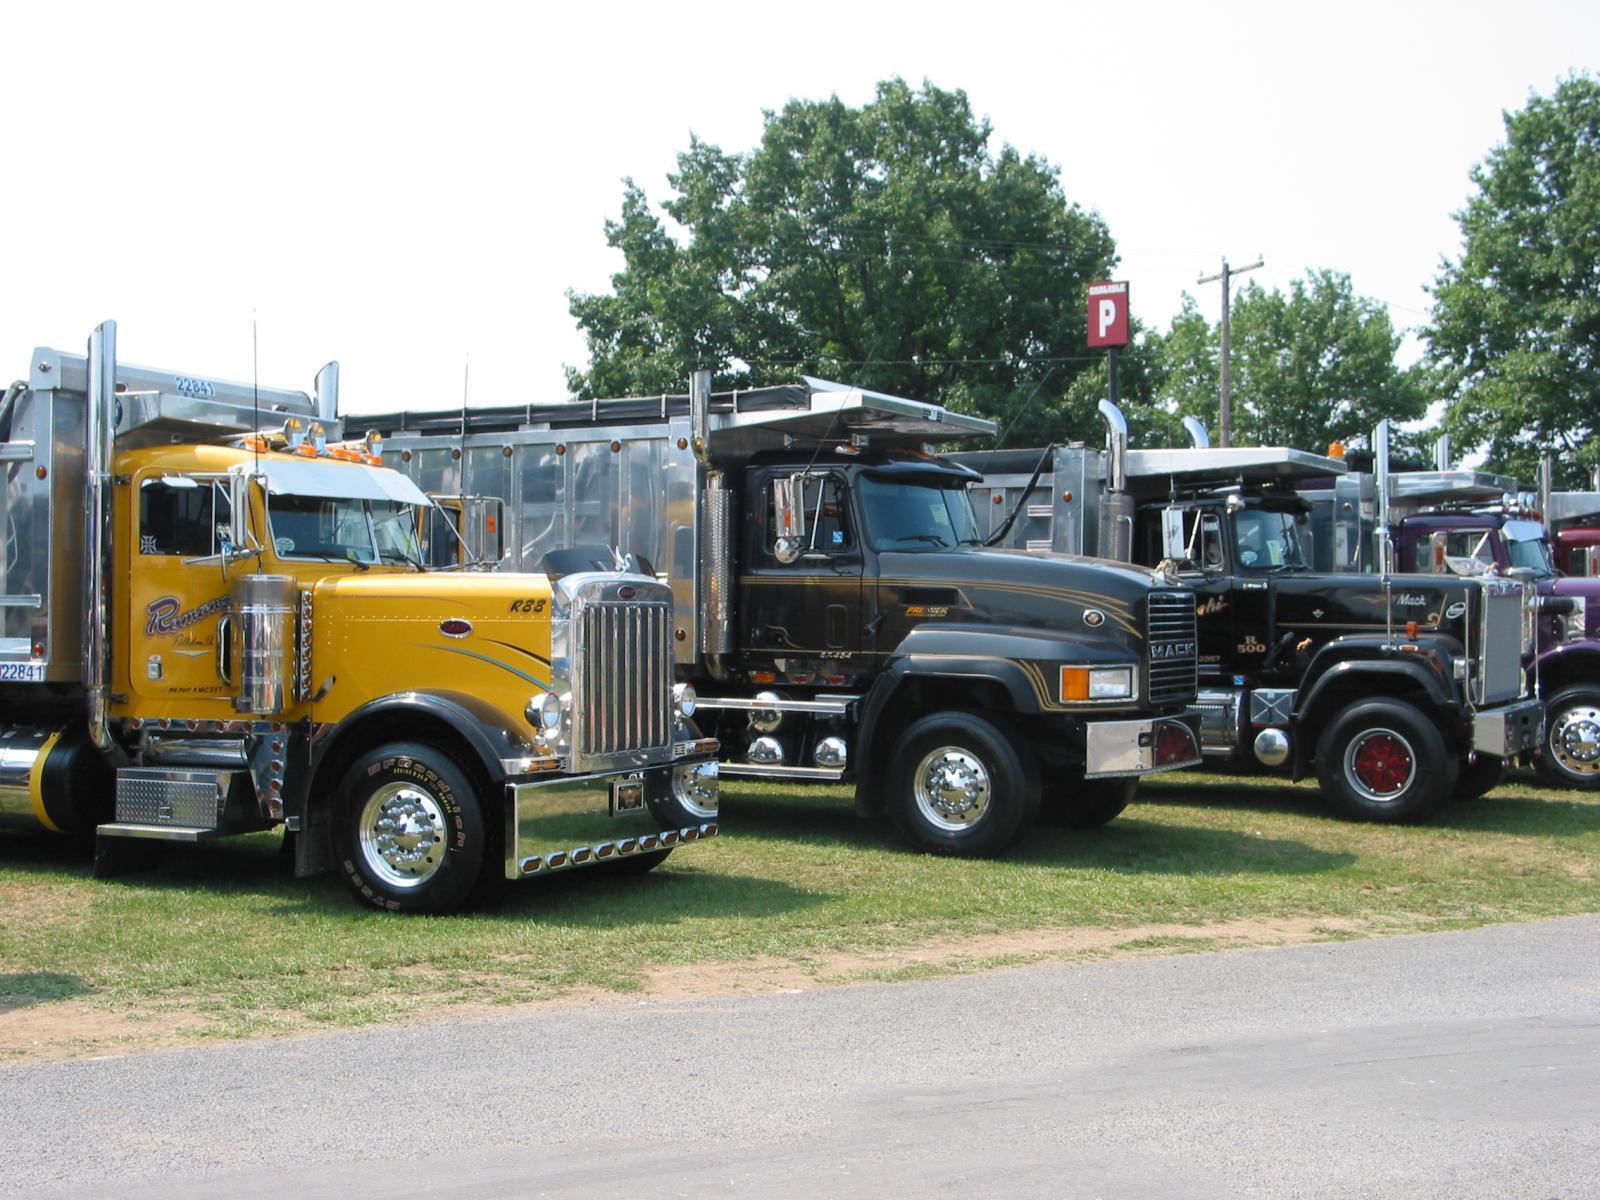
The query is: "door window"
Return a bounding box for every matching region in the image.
[139,479,231,557]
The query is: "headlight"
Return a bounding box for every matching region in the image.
[526,691,563,731]
[674,682,697,717]
[1089,667,1134,699]
[1059,665,1134,702]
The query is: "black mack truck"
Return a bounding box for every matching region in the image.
[957,407,1543,822]
[365,374,1202,857]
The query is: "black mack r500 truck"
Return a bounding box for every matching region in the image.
[366,374,1202,857]
[957,406,1543,822]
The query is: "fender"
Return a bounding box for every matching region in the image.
[1536,639,1600,692]
[1295,657,1459,727]
[307,690,530,803]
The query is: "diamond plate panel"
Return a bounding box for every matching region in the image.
[115,769,231,827]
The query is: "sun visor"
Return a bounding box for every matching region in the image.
[246,459,434,507]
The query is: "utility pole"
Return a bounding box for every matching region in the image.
[1198,255,1263,447]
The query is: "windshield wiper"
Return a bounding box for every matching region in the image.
[890,533,950,547]
[380,547,425,571]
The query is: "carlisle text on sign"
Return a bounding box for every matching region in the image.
[1087,281,1130,348]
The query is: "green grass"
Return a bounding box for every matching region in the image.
[1,769,1596,1055]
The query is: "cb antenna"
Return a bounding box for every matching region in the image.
[252,311,261,479]
[460,353,470,484]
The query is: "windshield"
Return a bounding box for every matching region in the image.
[1502,519,1555,575]
[857,476,981,550]
[269,495,422,565]
[1230,508,1307,572]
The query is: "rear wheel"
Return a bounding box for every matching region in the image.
[1039,775,1137,829]
[887,712,1039,856]
[1535,686,1600,790]
[334,742,488,914]
[1455,755,1507,800]
[1314,698,1455,822]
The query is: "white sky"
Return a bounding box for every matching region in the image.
[2,0,1595,416]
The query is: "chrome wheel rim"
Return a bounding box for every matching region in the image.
[912,746,992,831]
[1548,703,1600,779]
[358,783,448,889]
[1343,727,1417,802]
[671,761,720,820]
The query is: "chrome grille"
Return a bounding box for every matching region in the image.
[1475,580,1525,705]
[573,599,673,769]
[1146,591,1199,705]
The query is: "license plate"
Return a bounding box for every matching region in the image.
[611,779,644,814]
[0,662,45,683]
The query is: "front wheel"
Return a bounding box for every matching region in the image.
[1314,698,1456,823]
[887,712,1040,856]
[1535,687,1600,790]
[1039,775,1137,829]
[334,742,488,914]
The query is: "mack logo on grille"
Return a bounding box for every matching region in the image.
[618,586,636,600]
[1151,642,1195,660]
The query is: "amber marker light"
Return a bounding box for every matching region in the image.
[1059,666,1090,702]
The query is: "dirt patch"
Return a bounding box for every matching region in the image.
[616,915,1377,1000]
[0,998,210,1064]
[0,915,1383,1065]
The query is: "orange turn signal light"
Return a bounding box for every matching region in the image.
[1059,667,1089,702]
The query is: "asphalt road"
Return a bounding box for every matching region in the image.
[4,916,1598,1200]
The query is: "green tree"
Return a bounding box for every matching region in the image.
[1146,271,1428,453]
[1430,74,1600,487]
[567,79,1119,441]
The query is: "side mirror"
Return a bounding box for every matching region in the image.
[1201,514,1225,570]
[1161,508,1186,561]
[772,475,806,564]
[1427,530,1450,572]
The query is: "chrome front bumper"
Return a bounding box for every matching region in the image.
[502,755,719,880]
[1084,712,1203,778]
[1472,698,1544,758]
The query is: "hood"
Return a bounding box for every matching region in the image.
[877,546,1179,642]
[307,571,558,727]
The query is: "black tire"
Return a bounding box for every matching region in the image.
[886,711,1040,856]
[1455,755,1507,800]
[333,742,488,914]
[1314,698,1457,823]
[1040,775,1137,830]
[1534,686,1600,791]
[645,761,720,830]
[605,848,674,875]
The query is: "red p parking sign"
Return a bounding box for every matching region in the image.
[1087,281,1130,348]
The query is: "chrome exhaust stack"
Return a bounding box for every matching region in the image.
[690,370,732,677]
[1181,416,1210,449]
[314,361,340,424]
[1097,399,1133,561]
[1434,435,1452,471]
[83,321,127,765]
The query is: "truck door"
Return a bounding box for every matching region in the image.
[126,473,237,708]
[739,468,865,674]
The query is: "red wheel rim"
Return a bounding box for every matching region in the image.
[1348,731,1414,797]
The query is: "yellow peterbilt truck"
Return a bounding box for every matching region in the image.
[0,322,718,912]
